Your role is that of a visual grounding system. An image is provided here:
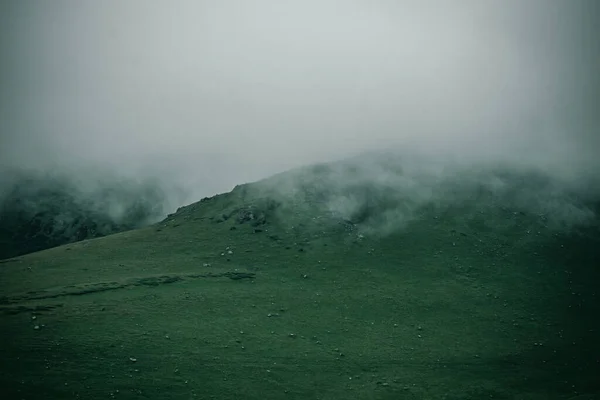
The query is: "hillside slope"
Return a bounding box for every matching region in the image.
[1,156,599,400]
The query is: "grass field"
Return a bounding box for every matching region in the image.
[1,165,599,400]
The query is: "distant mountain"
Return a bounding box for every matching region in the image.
[0,168,170,260]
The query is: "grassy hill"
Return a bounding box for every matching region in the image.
[1,155,598,400]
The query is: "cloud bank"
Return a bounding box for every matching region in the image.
[1,0,598,208]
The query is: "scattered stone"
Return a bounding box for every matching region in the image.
[33,325,40,330]
[129,357,137,362]
[236,210,254,223]
[289,333,296,338]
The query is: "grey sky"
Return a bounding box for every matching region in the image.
[1,0,598,203]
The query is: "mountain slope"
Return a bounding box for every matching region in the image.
[1,156,598,400]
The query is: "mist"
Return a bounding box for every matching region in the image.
[1,0,598,212]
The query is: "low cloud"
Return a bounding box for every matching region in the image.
[0,0,598,220]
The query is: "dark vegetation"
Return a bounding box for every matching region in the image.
[0,168,169,260]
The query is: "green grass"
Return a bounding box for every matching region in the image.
[1,176,599,400]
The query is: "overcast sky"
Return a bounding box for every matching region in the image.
[1,0,598,201]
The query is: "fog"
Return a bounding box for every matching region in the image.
[1,0,598,209]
